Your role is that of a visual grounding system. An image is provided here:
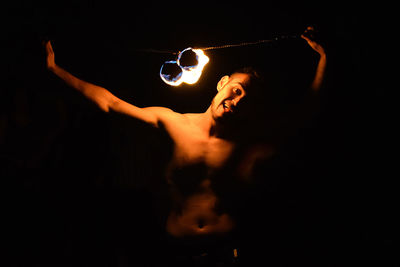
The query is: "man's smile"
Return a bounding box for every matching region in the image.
[222,101,234,113]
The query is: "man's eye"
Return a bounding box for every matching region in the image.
[233,88,242,96]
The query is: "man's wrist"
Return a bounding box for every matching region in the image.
[48,64,58,73]
[319,51,327,59]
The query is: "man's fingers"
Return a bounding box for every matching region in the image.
[41,36,50,46]
[49,42,54,54]
[45,41,54,54]
[301,34,311,43]
[303,26,317,39]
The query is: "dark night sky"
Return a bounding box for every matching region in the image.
[3,1,394,266]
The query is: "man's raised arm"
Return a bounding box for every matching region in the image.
[301,26,327,92]
[45,41,172,128]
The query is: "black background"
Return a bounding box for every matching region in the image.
[2,1,394,266]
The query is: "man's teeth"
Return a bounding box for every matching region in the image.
[223,102,232,110]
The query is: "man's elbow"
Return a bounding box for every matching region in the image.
[100,91,119,113]
[94,100,111,113]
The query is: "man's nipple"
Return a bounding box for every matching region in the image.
[198,219,205,229]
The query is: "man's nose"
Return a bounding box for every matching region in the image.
[232,95,245,108]
[231,99,238,109]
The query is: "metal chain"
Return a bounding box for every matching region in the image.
[200,34,299,51]
[200,39,275,51]
[200,34,300,51]
[136,34,299,55]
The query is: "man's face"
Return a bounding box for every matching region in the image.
[210,73,253,124]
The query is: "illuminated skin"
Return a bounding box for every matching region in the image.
[301,26,327,91]
[45,29,326,237]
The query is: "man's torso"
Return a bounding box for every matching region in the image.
[161,113,240,237]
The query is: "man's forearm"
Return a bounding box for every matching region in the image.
[51,65,89,93]
[50,65,115,112]
[310,54,327,92]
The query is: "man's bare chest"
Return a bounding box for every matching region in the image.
[171,133,235,170]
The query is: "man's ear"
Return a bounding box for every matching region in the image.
[217,75,229,91]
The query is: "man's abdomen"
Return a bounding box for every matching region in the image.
[166,192,235,237]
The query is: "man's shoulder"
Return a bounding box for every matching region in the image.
[155,108,196,126]
[183,112,203,120]
[182,112,208,126]
[160,112,208,132]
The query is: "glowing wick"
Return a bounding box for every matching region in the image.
[160,47,209,86]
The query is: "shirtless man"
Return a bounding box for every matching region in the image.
[44,26,326,254]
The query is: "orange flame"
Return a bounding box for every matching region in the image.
[160,48,209,86]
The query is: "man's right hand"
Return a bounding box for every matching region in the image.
[45,41,56,70]
[301,26,325,57]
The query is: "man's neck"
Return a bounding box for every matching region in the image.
[200,108,231,139]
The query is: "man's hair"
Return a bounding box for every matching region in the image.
[232,65,290,106]
[232,66,260,79]
[231,66,287,120]
[231,66,264,94]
